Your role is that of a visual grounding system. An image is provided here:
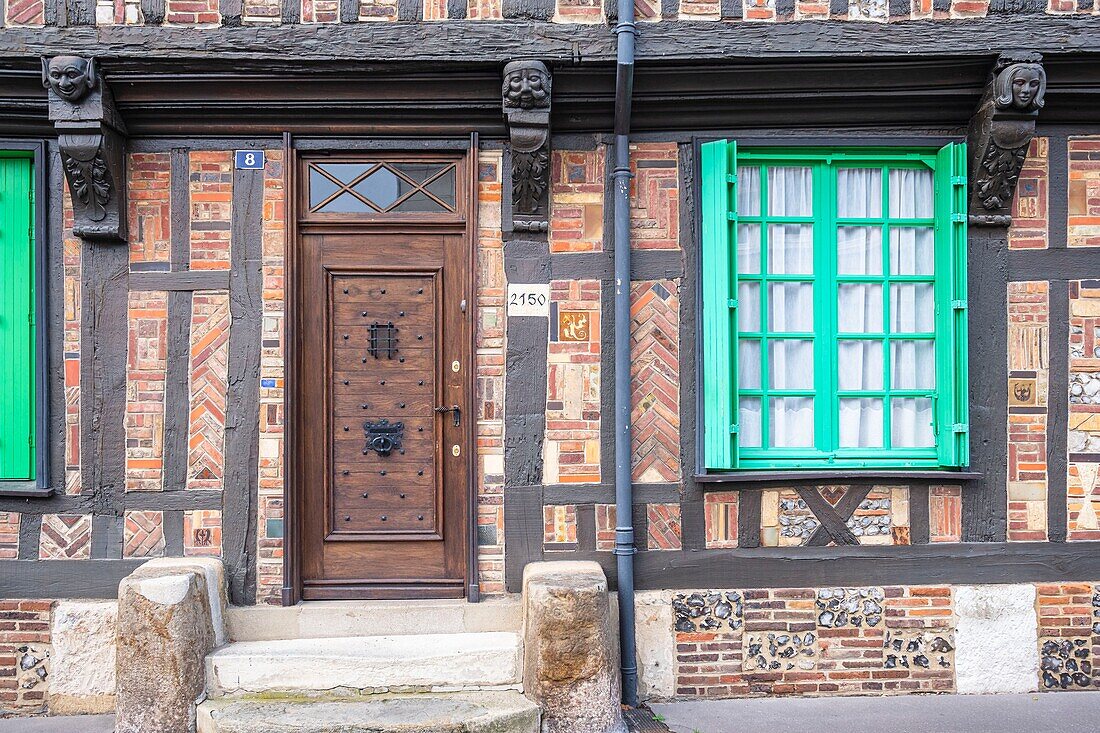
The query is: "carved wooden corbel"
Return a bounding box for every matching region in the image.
[503,60,551,233]
[967,51,1046,227]
[43,56,128,243]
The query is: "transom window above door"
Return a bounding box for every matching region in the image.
[701,142,969,471]
[307,160,458,215]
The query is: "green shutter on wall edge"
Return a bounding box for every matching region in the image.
[701,140,737,469]
[0,155,35,481]
[934,142,969,468]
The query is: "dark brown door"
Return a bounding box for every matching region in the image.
[298,229,470,599]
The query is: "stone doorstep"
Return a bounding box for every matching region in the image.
[197,691,540,733]
[206,632,524,695]
[226,596,522,642]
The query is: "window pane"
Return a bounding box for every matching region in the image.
[354,167,410,209]
[770,398,814,448]
[837,226,882,276]
[837,284,883,333]
[309,168,341,209]
[740,397,762,448]
[392,190,447,213]
[890,283,935,333]
[317,163,372,185]
[838,341,884,390]
[890,340,936,389]
[738,167,761,217]
[739,340,761,390]
[889,168,934,218]
[839,398,884,448]
[889,227,935,276]
[392,163,447,184]
[768,283,813,332]
[318,191,372,214]
[837,168,882,218]
[891,398,935,448]
[767,167,813,216]
[738,282,760,332]
[423,166,457,210]
[769,340,814,390]
[737,224,761,274]
[767,224,814,274]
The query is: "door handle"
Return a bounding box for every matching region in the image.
[434,405,461,427]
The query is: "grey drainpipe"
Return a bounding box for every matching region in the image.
[612,0,639,709]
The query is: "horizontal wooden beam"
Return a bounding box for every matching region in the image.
[0,559,145,598]
[0,18,1098,63]
[129,270,231,291]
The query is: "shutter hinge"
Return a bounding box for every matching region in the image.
[951,213,965,223]
[726,174,737,184]
[728,298,737,309]
[729,424,739,435]
[950,175,966,186]
[952,423,968,434]
[951,299,967,311]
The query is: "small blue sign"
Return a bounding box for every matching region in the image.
[235,150,265,170]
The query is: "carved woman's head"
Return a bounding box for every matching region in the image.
[994,62,1046,112]
[42,56,96,104]
[502,61,551,110]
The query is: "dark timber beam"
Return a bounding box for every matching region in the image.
[0,17,1098,62]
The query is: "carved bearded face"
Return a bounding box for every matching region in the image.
[43,56,96,104]
[502,61,551,110]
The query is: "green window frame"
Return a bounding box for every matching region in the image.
[701,141,969,471]
[0,151,38,486]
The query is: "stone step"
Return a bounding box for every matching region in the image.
[206,632,523,695]
[226,597,522,642]
[197,691,540,733]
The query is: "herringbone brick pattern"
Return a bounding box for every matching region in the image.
[630,143,679,250]
[123,510,166,558]
[128,153,172,265]
[38,514,91,560]
[62,192,82,496]
[1009,138,1049,250]
[0,513,19,559]
[125,290,168,492]
[647,503,682,550]
[189,151,233,269]
[4,0,44,23]
[549,148,605,254]
[476,151,506,594]
[185,509,223,556]
[187,293,231,491]
[631,280,680,482]
[258,150,287,604]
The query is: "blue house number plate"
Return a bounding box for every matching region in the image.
[235,150,265,170]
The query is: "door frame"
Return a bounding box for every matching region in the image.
[282,135,480,605]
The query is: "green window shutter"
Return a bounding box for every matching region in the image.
[0,156,35,481]
[934,142,969,468]
[701,140,737,469]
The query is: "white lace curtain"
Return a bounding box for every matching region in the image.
[737,166,937,451]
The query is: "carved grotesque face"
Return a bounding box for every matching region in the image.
[43,56,95,104]
[502,62,551,110]
[1010,66,1043,111]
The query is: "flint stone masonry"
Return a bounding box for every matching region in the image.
[522,561,626,733]
[48,601,118,715]
[954,584,1039,694]
[206,633,522,694]
[116,558,227,733]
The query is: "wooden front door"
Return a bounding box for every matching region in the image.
[295,154,471,600]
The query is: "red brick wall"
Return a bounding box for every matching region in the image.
[0,601,52,715]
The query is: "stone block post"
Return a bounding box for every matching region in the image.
[115,558,228,733]
[522,561,626,733]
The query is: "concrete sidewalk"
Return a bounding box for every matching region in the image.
[651,691,1100,733]
[0,714,114,732]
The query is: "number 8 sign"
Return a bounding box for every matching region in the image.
[235,150,266,170]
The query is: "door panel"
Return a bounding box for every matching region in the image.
[299,228,469,600]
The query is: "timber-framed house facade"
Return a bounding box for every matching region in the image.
[2,0,1100,722]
